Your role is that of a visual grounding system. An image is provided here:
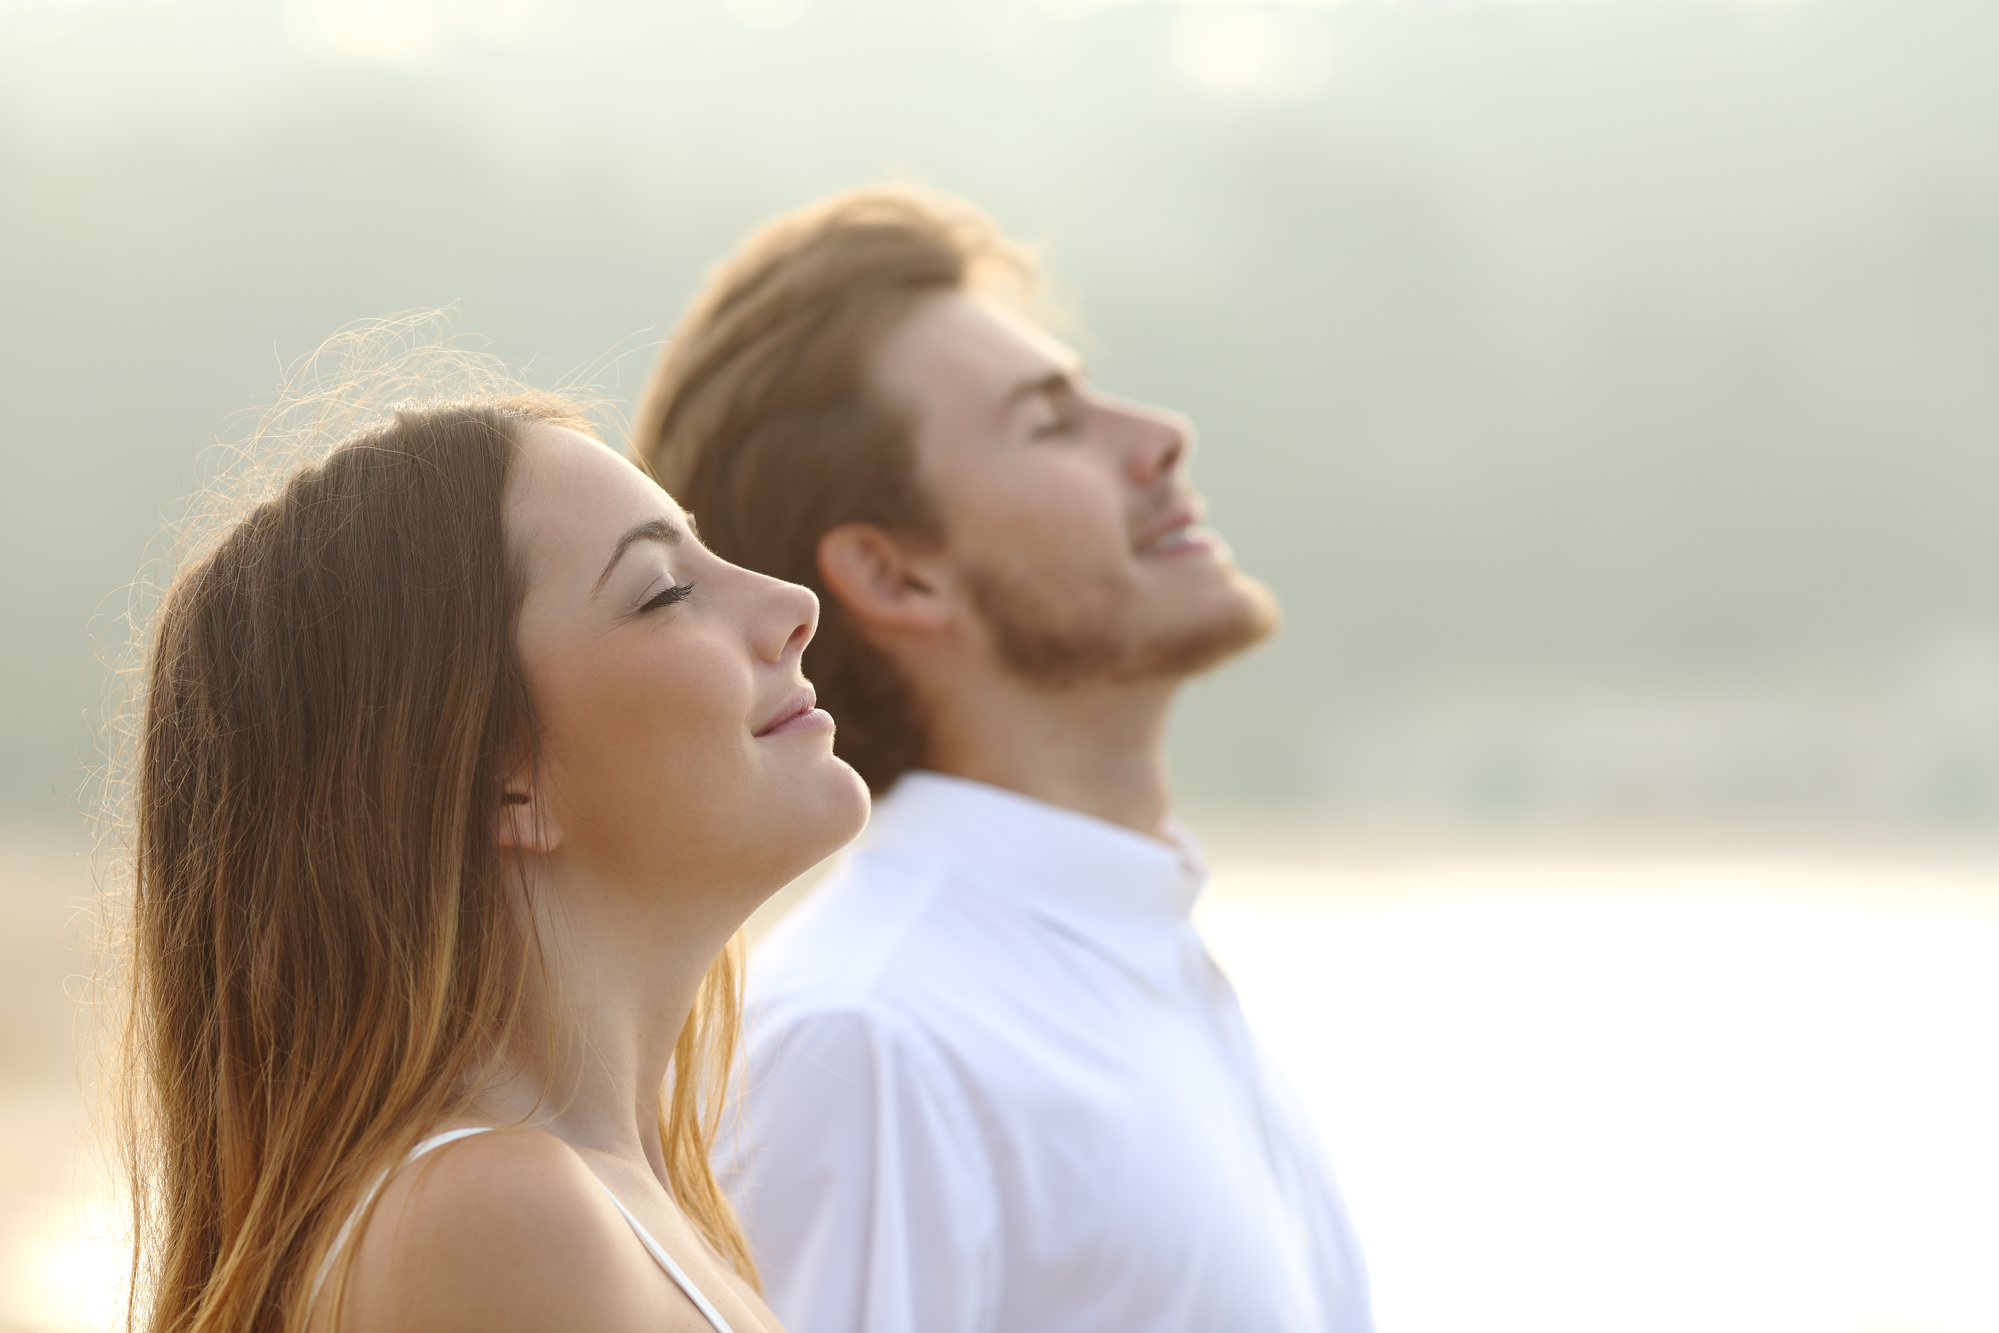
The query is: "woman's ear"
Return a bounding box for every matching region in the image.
[493,776,564,855]
[817,523,954,634]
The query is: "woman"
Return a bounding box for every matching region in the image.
[118,387,868,1332]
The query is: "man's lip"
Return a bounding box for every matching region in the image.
[1134,504,1204,554]
[754,683,818,738]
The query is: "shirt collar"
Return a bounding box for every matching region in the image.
[860,772,1209,992]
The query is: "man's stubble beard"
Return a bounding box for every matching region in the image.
[962,558,1281,691]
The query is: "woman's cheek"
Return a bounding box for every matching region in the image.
[651,635,753,762]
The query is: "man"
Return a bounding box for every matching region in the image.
[633,187,1371,1333]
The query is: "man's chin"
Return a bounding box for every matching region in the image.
[966,557,1279,689]
[1145,572,1280,680]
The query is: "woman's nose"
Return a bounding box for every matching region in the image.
[758,575,820,665]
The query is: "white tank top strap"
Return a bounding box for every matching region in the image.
[591,1180,740,1333]
[312,1125,737,1333]
[310,1127,500,1304]
[408,1125,497,1158]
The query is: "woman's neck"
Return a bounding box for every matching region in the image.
[465,851,750,1184]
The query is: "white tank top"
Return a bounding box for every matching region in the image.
[313,1126,738,1333]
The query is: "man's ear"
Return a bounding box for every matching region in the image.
[493,774,564,856]
[817,523,955,634]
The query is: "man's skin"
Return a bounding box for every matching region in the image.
[815,289,1278,834]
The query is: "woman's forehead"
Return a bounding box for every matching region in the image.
[516,425,668,503]
[509,425,684,567]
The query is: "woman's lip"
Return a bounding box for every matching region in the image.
[760,706,835,738]
[754,684,821,737]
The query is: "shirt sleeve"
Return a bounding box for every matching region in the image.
[718,1005,1001,1333]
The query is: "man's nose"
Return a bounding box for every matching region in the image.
[1110,400,1190,487]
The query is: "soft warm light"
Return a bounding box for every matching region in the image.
[1199,859,1999,1333]
[1,1184,124,1333]
[1169,5,1332,103]
[7,859,1991,1331]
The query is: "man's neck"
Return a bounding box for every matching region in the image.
[921,673,1178,840]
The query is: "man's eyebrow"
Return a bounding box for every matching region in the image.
[593,516,682,595]
[994,366,1084,421]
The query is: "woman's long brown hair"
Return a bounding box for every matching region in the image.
[108,360,756,1332]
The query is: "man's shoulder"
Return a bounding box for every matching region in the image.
[744,849,1054,1082]
[749,845,970,1012]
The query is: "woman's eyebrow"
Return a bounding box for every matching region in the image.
[593,516,683,595]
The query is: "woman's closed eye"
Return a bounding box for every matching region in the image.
[641,581,696,613]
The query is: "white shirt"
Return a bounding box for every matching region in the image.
[721,772,1373,1333]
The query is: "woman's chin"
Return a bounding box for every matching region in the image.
[752,757,871,889]
[814,754,873,851]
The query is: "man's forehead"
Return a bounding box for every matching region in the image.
[972,294,1078,374]
[884,290,1078,397]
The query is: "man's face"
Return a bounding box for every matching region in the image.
[870,290,1278,688]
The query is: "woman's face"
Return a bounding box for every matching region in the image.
[506,424,868,903]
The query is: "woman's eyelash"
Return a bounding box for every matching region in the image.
[641,581,696,613]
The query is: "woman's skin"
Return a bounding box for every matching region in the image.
[328,425,870,1333]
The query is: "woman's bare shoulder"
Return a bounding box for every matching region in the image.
[332,1128,694,1333]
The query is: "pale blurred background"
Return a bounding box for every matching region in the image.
[2,0,1996,1328]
